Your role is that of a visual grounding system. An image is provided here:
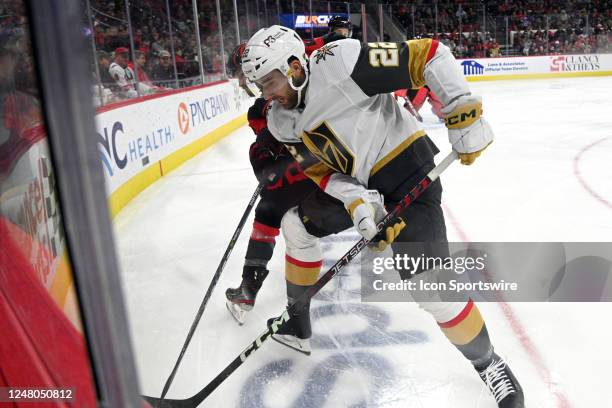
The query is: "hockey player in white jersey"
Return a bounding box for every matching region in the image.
[224,44,353,355]
[242,26,524,407]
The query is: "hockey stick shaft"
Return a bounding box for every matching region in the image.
[155,183,263,406]
[146,151,458,408]
[404,97,424,122]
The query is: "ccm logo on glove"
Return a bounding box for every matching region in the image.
[445,103,482,129]
[443,95,494,166]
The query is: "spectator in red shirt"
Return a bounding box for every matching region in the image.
[129,50,160,94]
[128,51,152,84]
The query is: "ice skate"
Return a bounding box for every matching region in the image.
[477,353,525,408]
[267,315,311,355]
[267,294,312,355]
[225,267,268,325]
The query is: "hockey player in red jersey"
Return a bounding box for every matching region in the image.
[304,15,352,55]
[226,43,261,98]
[242,26,524,407]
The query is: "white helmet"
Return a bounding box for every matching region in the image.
[242,25,307,83]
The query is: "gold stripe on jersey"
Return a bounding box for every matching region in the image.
[303,161,334,186]
[347,198,365,217]
[406,39,434,88]
[370,130,426,177]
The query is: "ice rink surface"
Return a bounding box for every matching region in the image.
[113,77,612,407]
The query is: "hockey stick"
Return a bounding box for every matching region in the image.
[404,97,424,122]
[153,182,263,407]
[143,151,458,408]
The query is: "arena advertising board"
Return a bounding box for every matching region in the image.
[95,80,249,194]
[458,53,612,79]
[0,136,67,291]
[279,13,349,29]
[0,81,249,323]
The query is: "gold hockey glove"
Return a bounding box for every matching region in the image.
[367,217,406,252]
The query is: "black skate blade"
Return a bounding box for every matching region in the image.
[142,394,194,408]
[271,334,311,356]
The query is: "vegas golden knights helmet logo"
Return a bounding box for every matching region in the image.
[302,122,355,175]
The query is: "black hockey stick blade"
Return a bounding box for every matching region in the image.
[140,313,291,408]
[146,151,458,407]
[142,395,188,408]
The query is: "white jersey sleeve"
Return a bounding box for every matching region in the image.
[348,39,469,105]
[266,38,472,209]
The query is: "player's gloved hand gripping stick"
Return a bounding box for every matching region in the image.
[153,182,263,406]
[348,190,407,252]
[443,95,493,165]
[143,151,458,408]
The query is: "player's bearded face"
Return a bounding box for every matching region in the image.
[257,69,298,108]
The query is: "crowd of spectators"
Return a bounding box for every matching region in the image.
[434,31,502,58]
[89,0,248,104]
[394,2,483,36]
[390,0,612,58]
[87,0,612,104]
[425,27,609,59]
[512,26,611,56]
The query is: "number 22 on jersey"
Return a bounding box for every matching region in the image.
[367,42,399,67]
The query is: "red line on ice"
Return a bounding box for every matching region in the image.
[573,137,612,210]
[442,203,572,408]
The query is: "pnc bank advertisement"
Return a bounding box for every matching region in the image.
[94,81,249,194]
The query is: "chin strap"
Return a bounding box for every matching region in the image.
[287,64,309,108]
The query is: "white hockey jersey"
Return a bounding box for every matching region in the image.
[267,38,470,208]
[109,62,137,98]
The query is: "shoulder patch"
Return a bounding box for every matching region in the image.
[313,43,338,64]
